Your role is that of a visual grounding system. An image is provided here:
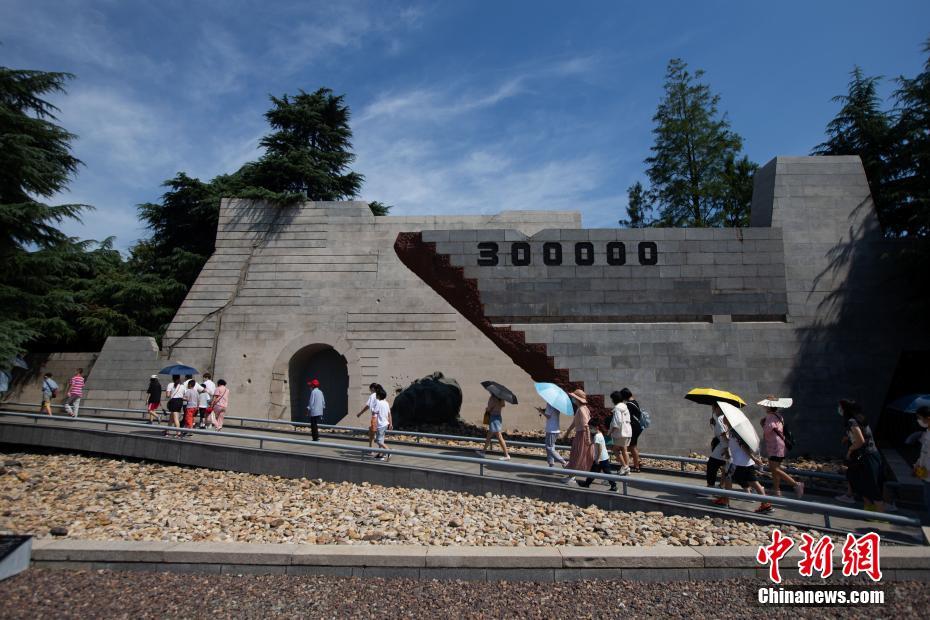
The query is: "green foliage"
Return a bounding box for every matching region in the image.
[719,154,759,227]
[368,200,392,216]
[887,37,930,237]
[618,181,652,228]
[238,88,363,201]
[645,59,747,227]
[0,66,89,368]
[813,67,894,228]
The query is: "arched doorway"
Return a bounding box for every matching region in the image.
[288,344,349,424]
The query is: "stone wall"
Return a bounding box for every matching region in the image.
[162,203,580,429]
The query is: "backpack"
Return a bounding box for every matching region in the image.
[630,401,651,430]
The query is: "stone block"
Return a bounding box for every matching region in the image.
[292,545,427,567]
[425,546,561,568]
[558,546,702,568]
[164,542,293,565]
[485,568,555,581]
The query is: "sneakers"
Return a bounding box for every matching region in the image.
[835,493,856,504]
[711,497,730,507]
[619,466,631,475]
[577,481,591,488]
[498,455,511,461]
[794,481,805,499]
[754,502,775,514]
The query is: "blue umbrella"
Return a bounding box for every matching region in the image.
[534,382,574,416]
[887,394,930,413]
[158,363,200,376]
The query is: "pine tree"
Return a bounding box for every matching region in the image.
[646,59,744,227]
[719,154,759,227]
[240,88,363,201]
[813,67,894,230]
[888,38,930,237]
[618,181,652,227]
[0,67,88,367]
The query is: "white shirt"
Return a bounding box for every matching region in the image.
[593,432,609,462]
[375,399,391,429]
[610,403,632,438]
[366,393,378,415]
[202,379,216,397]
[168,383,186,399]
[710,415,730,461]
[198,390,211,408]
[543,404,560,434]
[728,437,753,467]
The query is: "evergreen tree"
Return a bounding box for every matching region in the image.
[719,154,759,227]
[888,38,930,237]
[240,88,363,200]
[646,59,744,227]
[618,181,652,227]
[813,67,894,230]
[0,67,88,367]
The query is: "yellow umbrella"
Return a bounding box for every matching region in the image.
[684,388,746,408]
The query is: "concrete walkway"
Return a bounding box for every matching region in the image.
[0,412,925,544]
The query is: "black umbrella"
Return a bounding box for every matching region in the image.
[481,380,518,404]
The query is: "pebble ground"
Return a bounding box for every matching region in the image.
[0,569,925,619]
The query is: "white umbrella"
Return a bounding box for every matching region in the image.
[719,400,760,453]
[757,397,792,409]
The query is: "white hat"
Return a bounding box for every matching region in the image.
[151,374,158,379]
[758,397,793,409]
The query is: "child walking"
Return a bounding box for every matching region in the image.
[183,379,199,436]
[373,386,392,461]
[718,432,773,514]
[578,423,617,492]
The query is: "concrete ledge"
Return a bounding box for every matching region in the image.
[26,540,930,581]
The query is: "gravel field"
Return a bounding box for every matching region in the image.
[0,569,924,619]
[0,452,825,546]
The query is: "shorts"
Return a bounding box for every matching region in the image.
[147,402,159,412]
[733,465,758,487]
[488,415,503,433]
[375,426,387,444]
[610,430,631,447]
[41,399,51,407]
[167,397,184,413]
[630,423,642,447]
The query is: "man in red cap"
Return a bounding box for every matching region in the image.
[307,378,326,441]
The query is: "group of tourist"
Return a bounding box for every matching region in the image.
[475,385,648,488]
[355,383,393,459]
[37,368,85,417]
[145,373,228,438]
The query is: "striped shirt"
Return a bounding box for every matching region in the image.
[68,375,85,397]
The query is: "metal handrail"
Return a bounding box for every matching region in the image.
[0,409,919,530]
[1,401,845,482]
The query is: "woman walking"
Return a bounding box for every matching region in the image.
[356,383,380,455]
[623,389,644,472]
[208,380,229,431]
[40,373,57,416]
[479,393,511,460]
[565,389,594,482]
[760,398,804,498]
[145,375,162,424]
[164,375,185,437]
[608,391,632,475]
[840,399,884,511]
[541,404,567,467]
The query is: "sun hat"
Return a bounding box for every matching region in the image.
[569,388,587,404]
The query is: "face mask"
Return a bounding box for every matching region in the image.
[837,405,844,417]
[919,419,929,429]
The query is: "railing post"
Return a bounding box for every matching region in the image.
[824,513,831,529]
[480,463,484,477]
[259,439,264,450]
[622,481,628,496]
[680,461,685,472]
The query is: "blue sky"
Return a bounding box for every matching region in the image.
[2,0,928,250]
